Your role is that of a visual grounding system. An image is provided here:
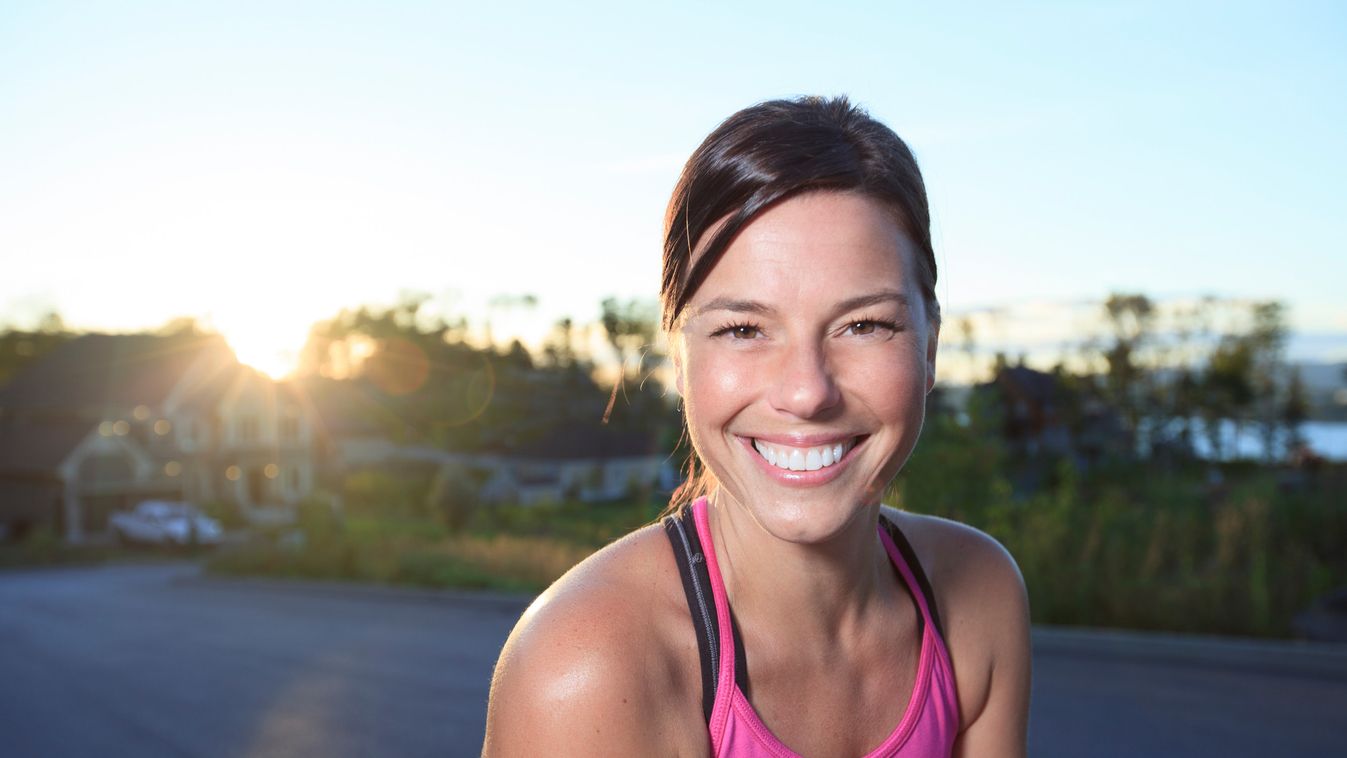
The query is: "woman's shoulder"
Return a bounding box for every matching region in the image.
[483,520,703,755]
[880,506,1031,748]
[880,507,1025,602]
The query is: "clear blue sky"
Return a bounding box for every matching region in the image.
[2,1,1344,375]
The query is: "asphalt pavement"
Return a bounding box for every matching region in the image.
[1,562,1344,757]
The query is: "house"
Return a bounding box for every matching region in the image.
[302,372,676,508]
[0,332,322,542]
[975,364,1128,468]
[476,425,673,506]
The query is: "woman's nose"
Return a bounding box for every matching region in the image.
[769,340,841,419]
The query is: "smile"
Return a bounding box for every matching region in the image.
[751,437,858,472]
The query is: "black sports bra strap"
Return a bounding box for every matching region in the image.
[663,510,718,721]
[663,507,751,723]
[879,514,947,641]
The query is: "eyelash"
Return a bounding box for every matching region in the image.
[708,316,902,340]
[709,322,763,339]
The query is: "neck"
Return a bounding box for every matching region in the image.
[705,490,893,648]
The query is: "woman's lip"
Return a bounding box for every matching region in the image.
[744,432,863,447]
[735,434,867,486]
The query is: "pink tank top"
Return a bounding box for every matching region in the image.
[669,498,960,757]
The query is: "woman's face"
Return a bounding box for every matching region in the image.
[674,191,938,543]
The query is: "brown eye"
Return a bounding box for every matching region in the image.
[850,321,875,335]
[731,325,761,339]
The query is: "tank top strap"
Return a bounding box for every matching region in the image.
[692,498,741,746]
[677,498,955,753]
[877,514,947,641]
[662,502,749,722]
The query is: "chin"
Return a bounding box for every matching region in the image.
[736,490,879,545]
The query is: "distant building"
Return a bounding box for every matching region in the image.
[476,425,672,506]
[301,373,675,508]
[976,364,1128,469]
[0,333,321,543]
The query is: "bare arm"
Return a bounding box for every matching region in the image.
[483,527,691,757]
[483,590,661,756]
[886,509,1032,757]
[950,536,1031,757]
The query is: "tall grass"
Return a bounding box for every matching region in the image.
[892,411,1345,637]
[206,496,647,594]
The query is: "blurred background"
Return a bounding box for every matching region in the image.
[2,1,1344,756]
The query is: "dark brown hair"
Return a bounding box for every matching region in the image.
[660,95,940,512]
[661,95,940,331]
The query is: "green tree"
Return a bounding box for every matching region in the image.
[1100,293,1156,451]
[1246,302,1289,462]
[1201,335,1254,460]
[1282,367,1309,450]
[599,297,659,380]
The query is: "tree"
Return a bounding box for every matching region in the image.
[1246,301,1289,462]
[599,297,659,378]
[485,293,538,349]
[1100,293,1156,451]
[1194,300,1289,461]
[956,316,979,383]
[1283,367,1309,451]
[1201,335,1254,460]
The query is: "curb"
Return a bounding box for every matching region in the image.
[174,572,536,615]
[1033,625,1347,681]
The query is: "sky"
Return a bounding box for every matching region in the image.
[2,0,1344,378]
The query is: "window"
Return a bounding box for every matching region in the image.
[238,415,258,443]
[280,414,300,443]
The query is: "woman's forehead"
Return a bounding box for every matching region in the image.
[687,192,920,310]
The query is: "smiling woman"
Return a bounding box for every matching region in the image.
[674,192,935,546]
[484,97,1031,758]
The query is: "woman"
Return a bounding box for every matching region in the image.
[484,96,1031,757]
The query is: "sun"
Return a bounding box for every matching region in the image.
[216,317,309,380]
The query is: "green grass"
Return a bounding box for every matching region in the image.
[204,444,1345,638]
[205,496,651,594]
[0,526,213,569]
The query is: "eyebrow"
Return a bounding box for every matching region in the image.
[691,297,776,318]
[834,290,911,314]
[691,289,910,319]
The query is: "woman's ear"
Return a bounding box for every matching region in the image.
[670,332,686,397]
[673,350,685,396]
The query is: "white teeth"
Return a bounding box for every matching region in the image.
[751,438,855,472]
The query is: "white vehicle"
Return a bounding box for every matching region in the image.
[110,500,224,547]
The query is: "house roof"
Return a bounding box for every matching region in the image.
[0,478,63,523]
[993,365,1064,405]
[0,417,94,476]
[0,332,237,416]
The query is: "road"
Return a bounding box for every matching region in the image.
[1,563,1344,757]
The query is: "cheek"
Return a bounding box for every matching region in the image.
[683,348,763,428]
[838,343,927,419]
